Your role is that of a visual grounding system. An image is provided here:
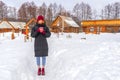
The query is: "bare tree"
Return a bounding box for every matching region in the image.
[27,1,37,19]
[7,6,17,20]
[81,2,92,20]
[57,4,64,16]
[101,2,120,19]
[100,9,104,19]
[102,4,112,19]
[73,2,92,21]
[85,4,92,20]
[53,3,58,18]
[37,2,47,18]
[113,2,120,19]
[46,6,53,26]
[47,4,53,21]
[57,4,70,17]
[18,1,37,21]
[92,10,98,19]
[37,6,43,16]
[73,3,80,20]
[0,1,8,19]
[18,2,29,20]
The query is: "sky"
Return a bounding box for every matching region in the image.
[1,0,120,12]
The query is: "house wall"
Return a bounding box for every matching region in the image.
[82,26,120,34]
[82,20,120,34]
[51,26,79,33]
[0,28,20,33]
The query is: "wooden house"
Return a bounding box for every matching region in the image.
[51,16,80,33]
[0,19,16,33]
[11,22,26,33]
[81,19,120,34]
[0,19,25,33]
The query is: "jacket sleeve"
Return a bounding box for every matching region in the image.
[31,26,39,38]
[44,27,51,38]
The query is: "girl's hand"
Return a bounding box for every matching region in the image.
[39,27,44,33]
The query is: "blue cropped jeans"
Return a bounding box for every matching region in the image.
[36,57,46,66]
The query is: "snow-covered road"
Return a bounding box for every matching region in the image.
[0,33,120,80]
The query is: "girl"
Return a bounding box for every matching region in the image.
[31,15,51,76]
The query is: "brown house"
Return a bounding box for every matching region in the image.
[0,20,17,33]
[81,19,120,34]
[51,16,80,33]
[0,19,25,33]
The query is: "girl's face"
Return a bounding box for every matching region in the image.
[38,20,44,24]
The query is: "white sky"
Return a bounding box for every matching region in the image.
[1,0,120,12]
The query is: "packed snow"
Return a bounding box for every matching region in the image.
[0,32,120,80]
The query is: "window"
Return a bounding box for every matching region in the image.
[106,27,112,32]
[90,27,94,32]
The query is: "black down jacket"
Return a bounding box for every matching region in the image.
[31,24,51,57]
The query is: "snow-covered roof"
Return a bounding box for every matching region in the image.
[0,21,26,29]
[60,16,79,27]
[0,21,12,29]
[64,20,79,27]
[10,22,26,29]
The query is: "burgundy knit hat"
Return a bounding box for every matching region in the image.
[37,15,44,22]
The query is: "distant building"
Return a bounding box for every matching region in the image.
[11,22,26,29]
[51,15,80,33]
[0,19,25,33]
[81,19,120,34]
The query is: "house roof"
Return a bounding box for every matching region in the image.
[0,21,26,29]
[52,15,79,28]
[82,19,120,27]
[59,16,79,27]
[10,22,26,29]
[0,21,13,29]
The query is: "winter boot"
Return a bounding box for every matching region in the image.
[38,68,41,75]
[42,68,45,75]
